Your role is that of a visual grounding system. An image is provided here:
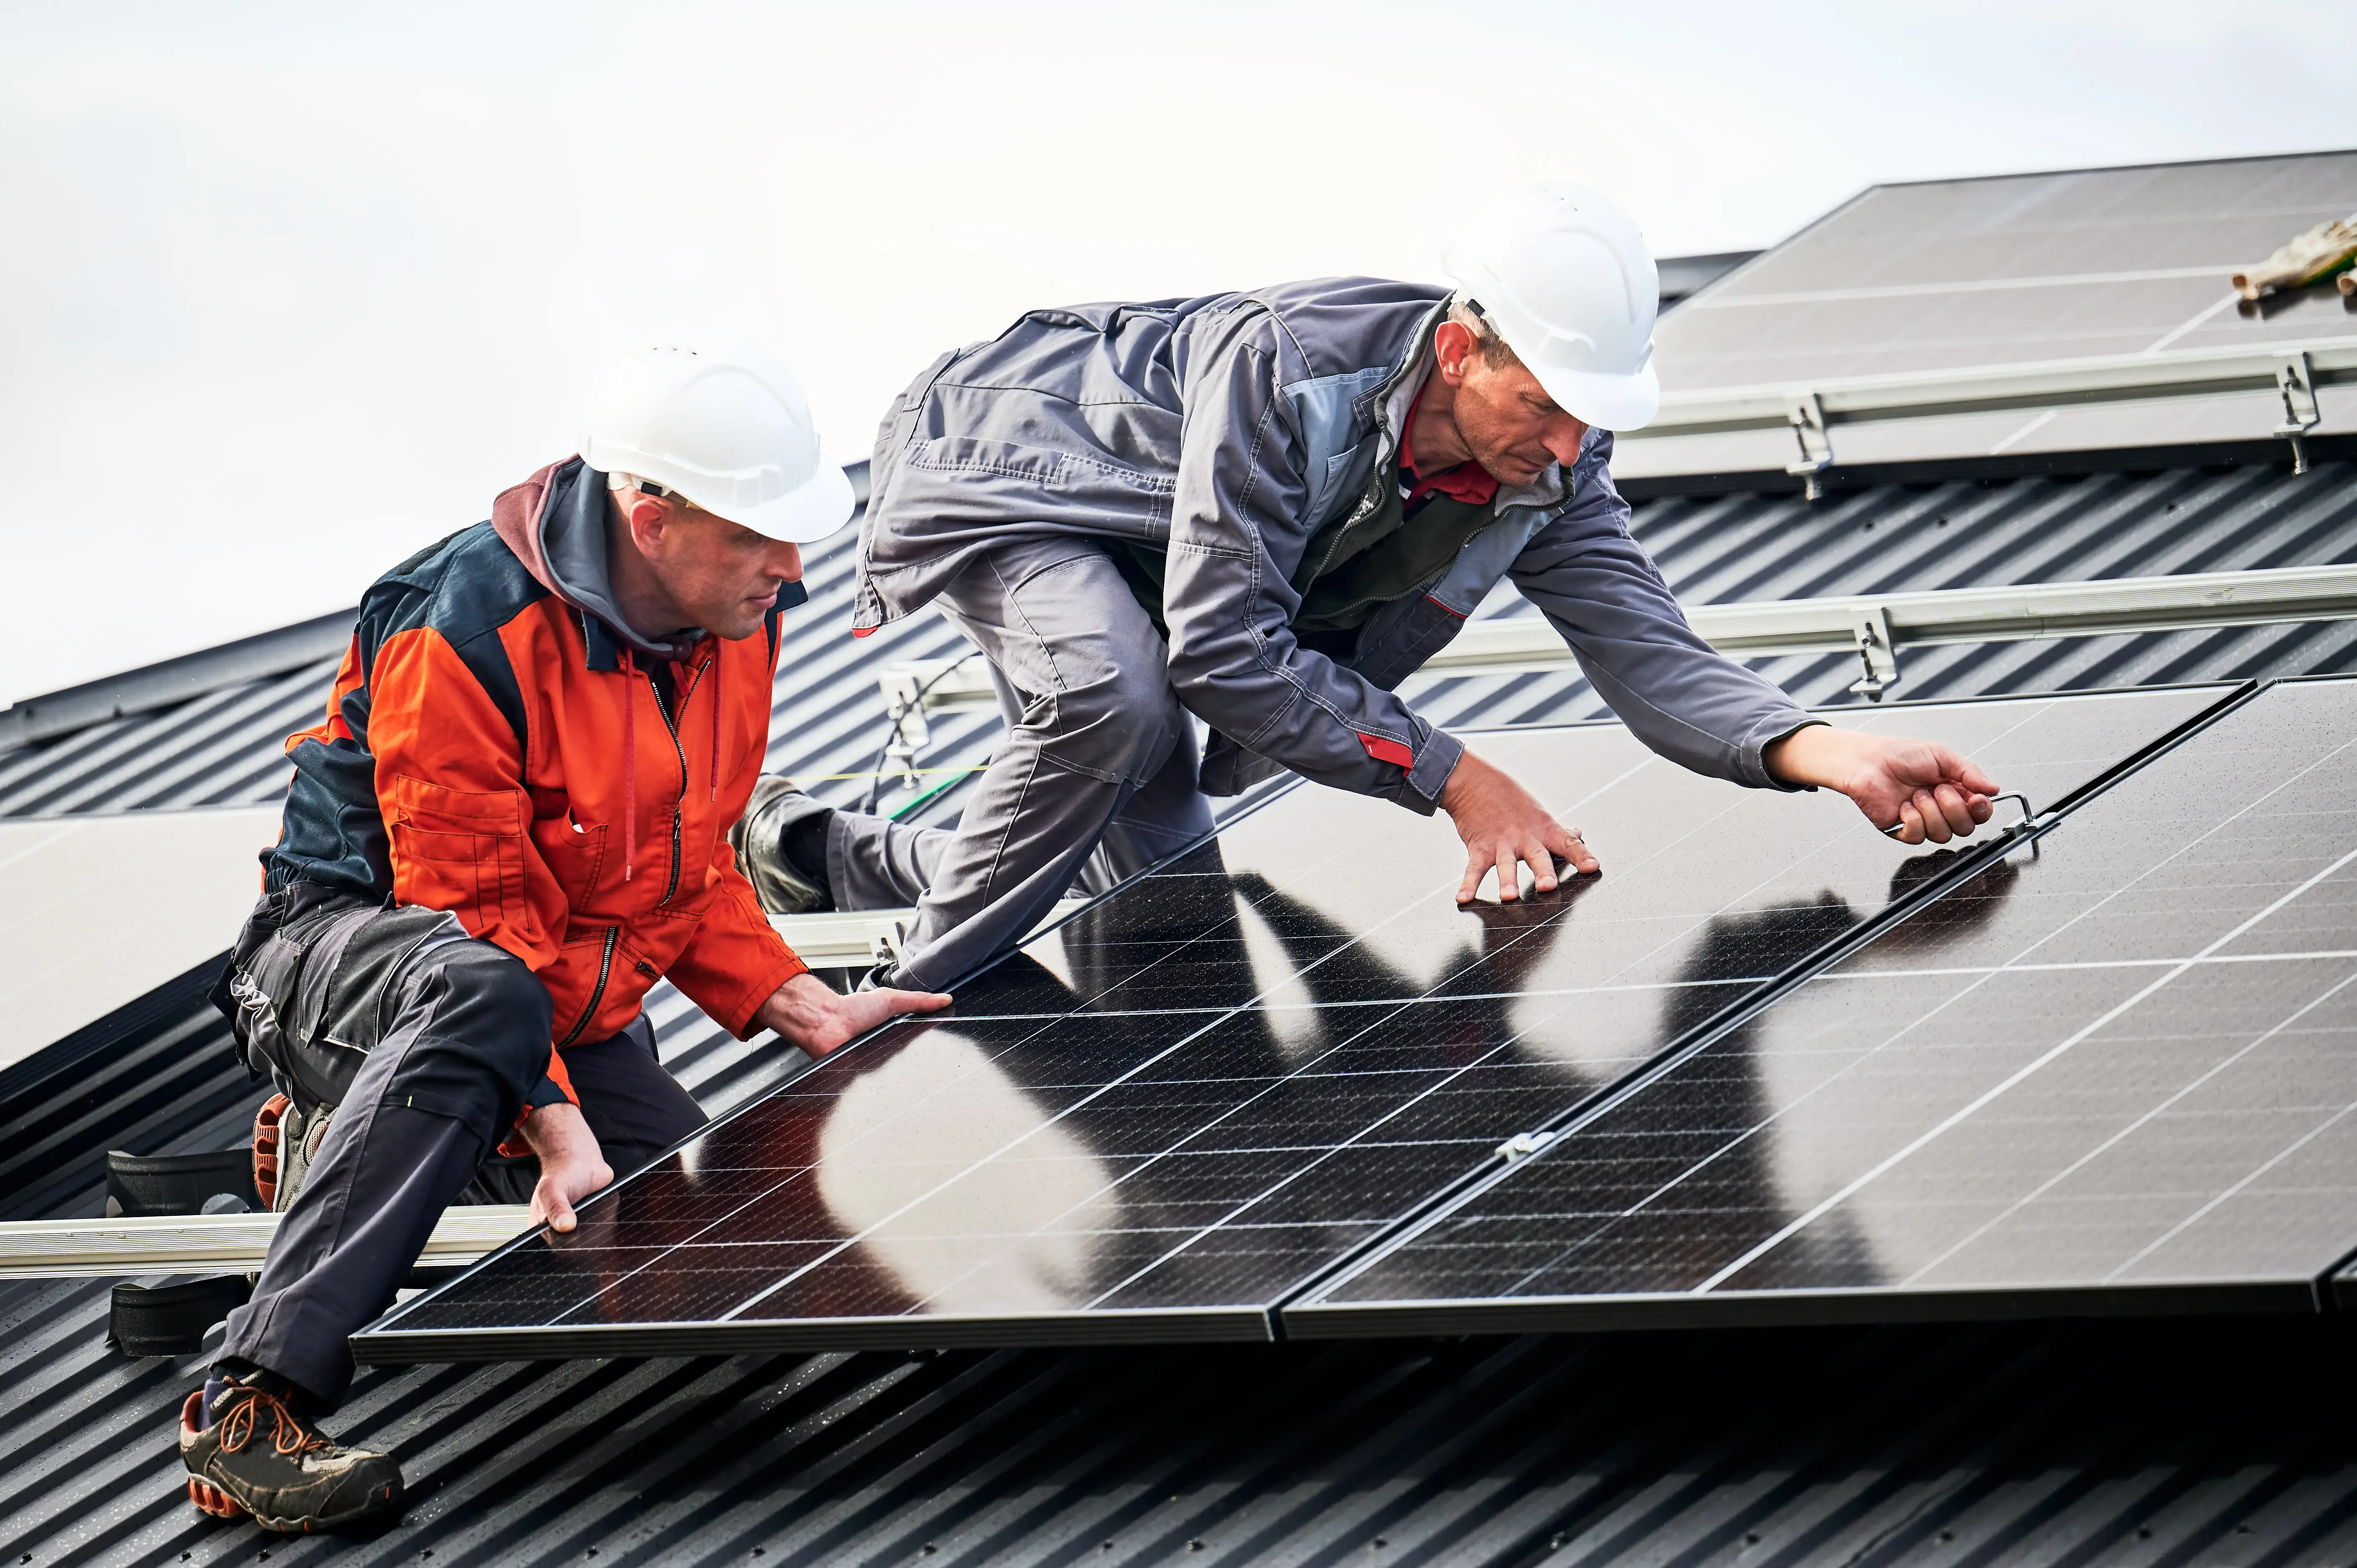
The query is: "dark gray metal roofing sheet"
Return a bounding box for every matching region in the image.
[1,441,2354,1568]
[8,688,2357,1564]
[7,1277,2357,1566]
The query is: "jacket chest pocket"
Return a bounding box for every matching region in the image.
[1304,440,1373,532]
[536,818,609,905]
[385,774,528,927]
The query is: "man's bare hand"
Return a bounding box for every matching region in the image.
[1438,749,1601,904]
[518,1100,612,1233]
[1765,725,1999,845]
[754,971,952,1057]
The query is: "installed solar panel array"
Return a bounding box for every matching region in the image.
[1616,150,2357,479]
[354,678,2357,1362]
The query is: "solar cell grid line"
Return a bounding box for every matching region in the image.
[1291,676,2357,1337]
[355,686,2224,1361]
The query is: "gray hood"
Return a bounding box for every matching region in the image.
[492,456,707,664]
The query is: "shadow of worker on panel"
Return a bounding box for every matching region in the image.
[1628,850,2028,1293]
[787,845,1605,1316]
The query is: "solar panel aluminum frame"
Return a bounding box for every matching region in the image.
[1279,1276,2332,1342]
[2331,1252,2357,1313]
[354,1303,1275,1364]
[350,685,2259,1364]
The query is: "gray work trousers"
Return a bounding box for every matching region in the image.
[217,906,705,1408]
[832,538,1215,990]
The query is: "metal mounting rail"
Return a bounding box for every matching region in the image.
[772,900,1088,967]
[1626,336,2357,490]
[882,562,2357,708]
[0,1206,532,1280]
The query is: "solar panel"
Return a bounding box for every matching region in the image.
[1292,678,2357,1335]
[1619,152,2357,479]
[355,686,2225,1360]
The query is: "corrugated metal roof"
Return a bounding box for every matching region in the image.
[9,1258,2357,1563]
[10,961,2357,1567]
[6,456,2353,827]
[12,961,2357,1565]
[3,413,2354,1564]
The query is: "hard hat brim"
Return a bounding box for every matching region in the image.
[1529,359,1662,435]
[693,460,860,545]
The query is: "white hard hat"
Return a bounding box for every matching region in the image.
[1441,184,1661,432]
[581,335,856,544]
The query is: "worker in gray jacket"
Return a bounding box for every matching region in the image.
[737,186,1999,991]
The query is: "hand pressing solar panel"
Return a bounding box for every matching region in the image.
[357,686,2226,1359]
[1294,677,2357,1336]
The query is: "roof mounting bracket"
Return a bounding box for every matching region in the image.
[1848,604,1899,701]
[1785,393,1833,501]
[2274,352,2322,476]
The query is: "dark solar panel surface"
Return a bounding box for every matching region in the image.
[358,687,2220,1357]
[1296,678,2357,1334]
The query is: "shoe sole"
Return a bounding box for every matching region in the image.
[187,1475,245,1520]
[186,1472,403,1534]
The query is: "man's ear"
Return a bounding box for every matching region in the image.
[1433,320,1478,386]
[618,493,671,555]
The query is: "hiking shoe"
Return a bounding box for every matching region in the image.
[179,1379,403,1533]
[730,775,836,915]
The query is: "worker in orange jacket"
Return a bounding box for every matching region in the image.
[178,339,950,1535]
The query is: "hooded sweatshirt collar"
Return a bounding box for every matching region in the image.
[492,456,708,669]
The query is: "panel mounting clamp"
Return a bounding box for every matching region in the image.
[2275,352,2322,476]
[1495,1131,1556,1163]
[1848,604,1899,701]
[1786,392,1834,501]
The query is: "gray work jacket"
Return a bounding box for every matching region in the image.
[852,277,1813,814]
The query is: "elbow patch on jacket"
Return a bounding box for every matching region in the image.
[1357,731,1415,768]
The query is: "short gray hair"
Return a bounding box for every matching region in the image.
[1446,294,1519,368]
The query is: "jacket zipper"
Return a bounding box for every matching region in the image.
[1304,301,1447,585]
[642,666,691,905]
[557,926,619,1048]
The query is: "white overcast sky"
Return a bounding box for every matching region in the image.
[3,0,2350,703]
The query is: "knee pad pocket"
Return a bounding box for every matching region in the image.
[377,944,553,1148]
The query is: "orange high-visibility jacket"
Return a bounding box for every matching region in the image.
[265,456,807,1101]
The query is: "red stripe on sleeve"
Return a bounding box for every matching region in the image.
[1358,732,1415,768]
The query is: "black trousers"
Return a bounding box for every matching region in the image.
[217,892,706,1408]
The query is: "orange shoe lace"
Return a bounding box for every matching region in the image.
[215,1386,328,1459]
